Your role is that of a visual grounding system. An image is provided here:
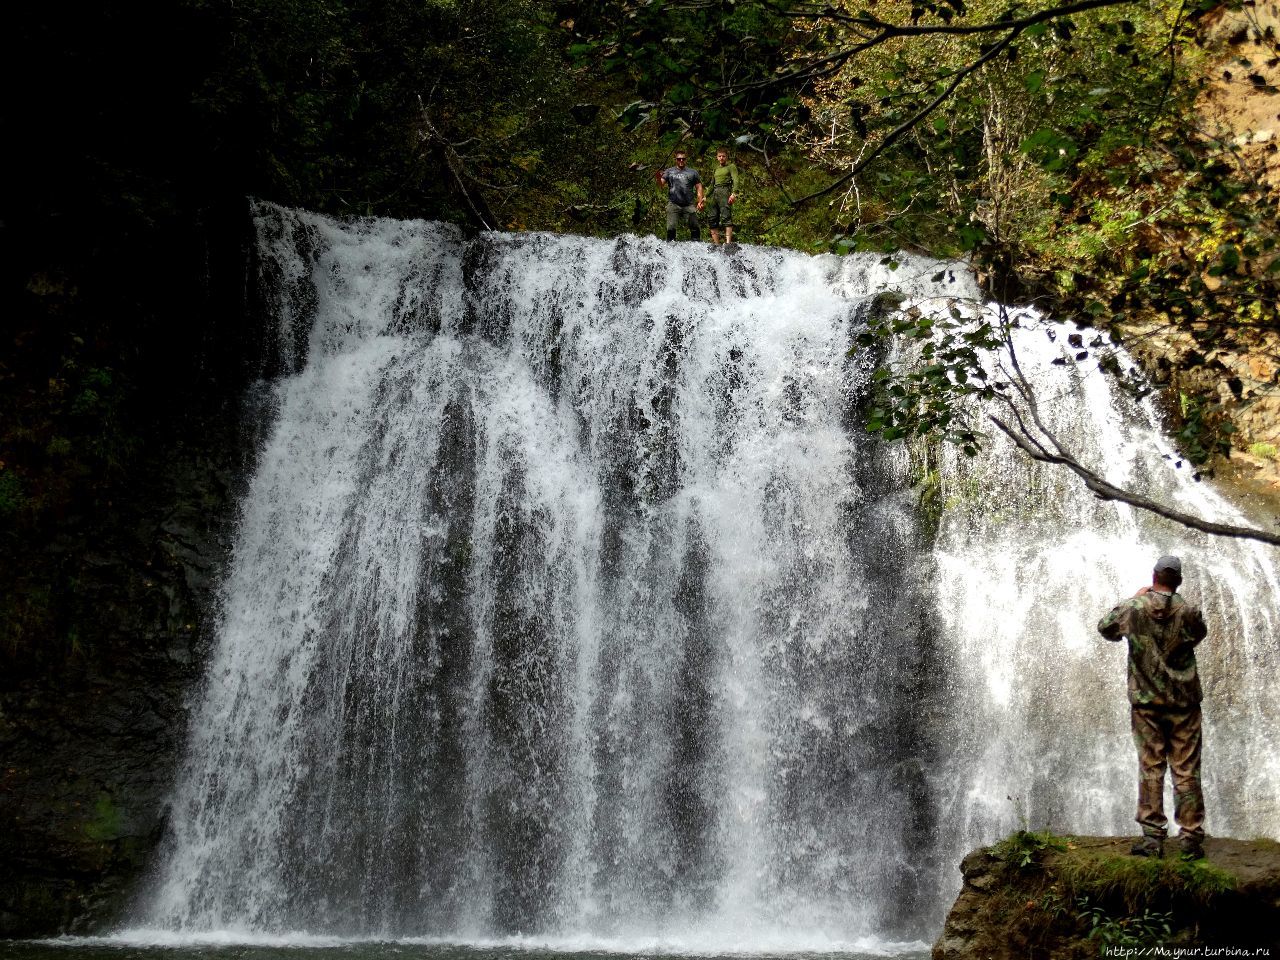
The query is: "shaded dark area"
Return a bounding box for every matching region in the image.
[663,520,723,906]
[749,301,946,939]
[0,0,629,934]
[278,378,483,934]
[403,390,481,929]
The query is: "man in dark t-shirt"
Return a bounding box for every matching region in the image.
[658,151,704,241]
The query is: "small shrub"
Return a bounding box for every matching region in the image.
[1247,442,1278,460]
[994,829,1070,871]
[1078,895,1173,952]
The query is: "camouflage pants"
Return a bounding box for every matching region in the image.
[1132,706,1204,840]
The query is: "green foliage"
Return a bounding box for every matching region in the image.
[993,829,1070,871]
[561,0,797,141]
[853,295,1003,451]
[565,0,1274,473]
[915,465,945,540]
[1,585,54,660]
[0,471,26,518]
[0,343,135,533]
[84,792,123,843]
[175,0,607,219]
[1176,392,1235,466]
[1248,442,1278,460]
[1057,848,1237,910]
[988,835,1245,954]
[1078,896,1173,952]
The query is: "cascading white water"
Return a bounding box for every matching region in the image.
[139,203,1280,947]
[928,311,1280,866]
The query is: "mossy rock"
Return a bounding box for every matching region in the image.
[936,835,1280,959]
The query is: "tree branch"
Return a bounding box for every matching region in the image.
[418,95,498,232]
[790,27,1020,206]
[738,0,1138,96]
[988,413,1280,545]
[774,0,1140,207]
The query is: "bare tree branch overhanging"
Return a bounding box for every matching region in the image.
[790,29,1019,205]
[781,0,1136,37]
[981,309,1280,546]
[988,413,1280,545]
[771,0,1139,207]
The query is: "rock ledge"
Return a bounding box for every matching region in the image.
[934,834,1280,959]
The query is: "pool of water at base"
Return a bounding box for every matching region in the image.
[0,935,932,960]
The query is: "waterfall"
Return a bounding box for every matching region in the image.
[138,203,1280,947]
[929,312,1280,861]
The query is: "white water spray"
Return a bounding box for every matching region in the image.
[139,204,1279,945]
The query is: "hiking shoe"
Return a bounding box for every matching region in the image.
[1178,836,1205,861]
[1131,836,1164,858]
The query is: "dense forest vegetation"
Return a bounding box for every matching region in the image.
[4,0,1279,663]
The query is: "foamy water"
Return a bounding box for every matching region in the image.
[125,206,1279,947]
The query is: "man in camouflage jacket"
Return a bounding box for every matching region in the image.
[1098,555,1208,859]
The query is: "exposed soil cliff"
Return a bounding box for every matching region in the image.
[1124,1,1280,504]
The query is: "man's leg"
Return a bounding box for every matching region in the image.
[706,192,722,243]
[1168,707,1205,855]
[720,190,734,245]
[685,205,701,242]
[1132,707,1171,849]
[666,202,680,242]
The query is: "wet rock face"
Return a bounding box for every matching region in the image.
[934,836,1280,960]
[0,196,255,938]
[0,437,240,937]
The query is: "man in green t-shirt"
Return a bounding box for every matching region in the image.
[705,148,740,245]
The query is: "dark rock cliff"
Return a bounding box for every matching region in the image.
[0,453,234,935]
[0,200,259,937]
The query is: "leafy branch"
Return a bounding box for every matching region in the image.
[782,0,1138,206]
[860,297,1280,546]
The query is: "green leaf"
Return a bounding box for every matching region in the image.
[955,223,987,251]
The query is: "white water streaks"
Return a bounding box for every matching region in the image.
[49,931,932,957]
[929,308,1280,865]
[140,204,1279,944]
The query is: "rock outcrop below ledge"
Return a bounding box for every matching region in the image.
[934,835,1280,959]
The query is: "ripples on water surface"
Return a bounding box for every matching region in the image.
[5,937,930,960]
